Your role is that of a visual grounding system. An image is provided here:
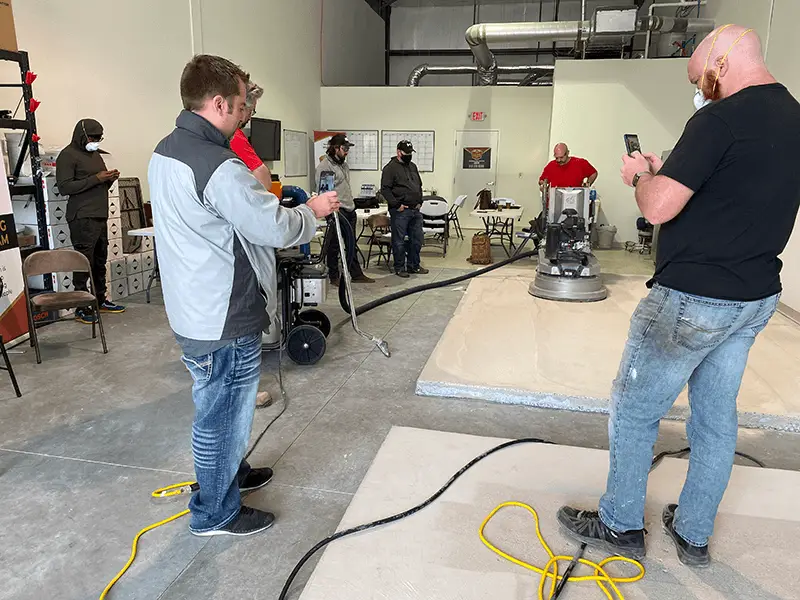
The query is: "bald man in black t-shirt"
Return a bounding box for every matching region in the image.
[558,25,800,567]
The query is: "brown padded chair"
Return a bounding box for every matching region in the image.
[23,249,108,364]
[366,213,392,269]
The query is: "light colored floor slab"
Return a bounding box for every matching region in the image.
[299,427,800,600]
[417,270,800,431]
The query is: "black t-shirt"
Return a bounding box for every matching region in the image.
[654,83,800,301]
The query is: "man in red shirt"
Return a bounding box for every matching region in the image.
[230,83,273,190]
[539,143,598,189]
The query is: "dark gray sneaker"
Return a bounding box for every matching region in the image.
[662,504,711,568]
[191,506,275,538]
[239,467,273,492]
[557,506,646,559]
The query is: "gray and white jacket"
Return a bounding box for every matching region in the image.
[148,111,317,347]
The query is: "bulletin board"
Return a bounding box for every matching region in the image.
[284,129,309,177]
[381,130,436,172]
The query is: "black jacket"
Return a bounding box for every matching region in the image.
[380,157,423,209]
[56,119,112,221]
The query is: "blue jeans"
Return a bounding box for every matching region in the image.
[390,207,423,272]
[181,332,262,532]
[599,284,779,546]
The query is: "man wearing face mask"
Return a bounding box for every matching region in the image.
[149,55,340,538]
[315,133,374,285]
[558,25,800,567]
[381,141,428,278]
[56,119,123,323]
[229,82,273,190]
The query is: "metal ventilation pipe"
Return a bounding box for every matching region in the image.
[407,64,554,87]
[465,21,589,85]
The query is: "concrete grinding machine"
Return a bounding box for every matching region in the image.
[528,182,608,302]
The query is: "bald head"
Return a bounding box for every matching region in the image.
[689,25,773,101]
[554,143,570,165]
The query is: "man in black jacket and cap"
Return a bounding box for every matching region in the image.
[56,119,124,323]
[380,140,429,278]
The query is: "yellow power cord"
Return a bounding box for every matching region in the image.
[98,482,196,600]
[480,502,645,600]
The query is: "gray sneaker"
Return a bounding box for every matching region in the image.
[191,506,275,538]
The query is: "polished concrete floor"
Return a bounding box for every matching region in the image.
[1,241,798,600]
[301,427,800,600]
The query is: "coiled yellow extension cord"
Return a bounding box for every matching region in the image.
[479,502,645,600]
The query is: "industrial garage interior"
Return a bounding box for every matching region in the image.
[1,1,800,599]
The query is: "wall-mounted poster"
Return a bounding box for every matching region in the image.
[463,147,492,169]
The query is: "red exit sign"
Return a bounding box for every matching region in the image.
[470,111,487,121]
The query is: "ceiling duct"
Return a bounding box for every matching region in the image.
[407,64,554,87]
[465,11,715,86]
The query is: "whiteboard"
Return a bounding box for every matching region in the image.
[284,129,309,177]
[381,130,435,172]
[343,130,379,171]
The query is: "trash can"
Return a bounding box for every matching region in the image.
[596,225,617,250]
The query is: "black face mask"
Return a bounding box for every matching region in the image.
[400,154,412,165]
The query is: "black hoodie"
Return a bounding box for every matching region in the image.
[56,119,112,221]
[380,157,423,210]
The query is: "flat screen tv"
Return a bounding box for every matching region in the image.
[249,117,281,161]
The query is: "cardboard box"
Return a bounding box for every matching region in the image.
[108,239,124,259]
[108,196,120,218]
[106,257,127,281]
[52,271,74,293]
[43,176,67,202]
[141,250,155,271]
[109,279,129,301]
[11,196,38,226]
[0,0,18,52]
[47,224,71,249]
[108,179,119,198]
[47,201,68,226]
[107,217,122,240]
[140,235,154,252]
[125,253,142,275]
[127,273,144,295]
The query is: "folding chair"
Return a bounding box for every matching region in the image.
[366,214,392,268]
[24,249,109,364]
[448,195,467,240]
[421,197,450,257]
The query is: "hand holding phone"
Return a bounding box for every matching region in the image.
[624,134,641,156]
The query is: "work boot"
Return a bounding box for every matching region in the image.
[352,274,375,283]
[239,467,274,493]
[409,266,430,275]
[396,270,410,279]
[557,506,646,559]
[662,504,711,568]
[190,506,275,538]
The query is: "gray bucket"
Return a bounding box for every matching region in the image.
[596,225,617,250]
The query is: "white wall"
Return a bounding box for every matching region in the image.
[321,85,553,230]
[322,0,385,86]
[548,58,694,244]
[765,0,800,312]
[703,0,773,42]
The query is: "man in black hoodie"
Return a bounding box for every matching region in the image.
[380,140,429,278]
[56,119,124,324]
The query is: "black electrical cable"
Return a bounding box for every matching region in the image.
[277,440,765,600]
[339,250,538,316]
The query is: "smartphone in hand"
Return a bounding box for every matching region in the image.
[624,134,641,156]
[318,171,335,194]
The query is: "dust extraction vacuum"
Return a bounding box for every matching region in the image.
[529,182,608,302]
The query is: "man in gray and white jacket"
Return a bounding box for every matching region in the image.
[315,133,374,284]
[149,55,339,538]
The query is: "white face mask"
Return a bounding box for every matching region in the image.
[85,141,101,152]
[693,89,712,111]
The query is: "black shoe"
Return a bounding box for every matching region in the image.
[409,267,429,274]
[557,506,646,559]
[329,274,340,286]
[239,467,273,492]
[396,270,410,278]
[190,506,275,538]
[662,504,711,568]
[352,274,376,283]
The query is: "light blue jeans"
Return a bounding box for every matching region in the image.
[599,284,780,546]
[181,333,262,533]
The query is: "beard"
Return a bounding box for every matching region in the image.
[701,70,725,102]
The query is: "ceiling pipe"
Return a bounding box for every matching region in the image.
[407,64,554,87]
[466,15,715,85]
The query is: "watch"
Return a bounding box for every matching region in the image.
[632,171,651,187]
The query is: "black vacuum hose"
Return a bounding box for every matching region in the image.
[339,250,538,316]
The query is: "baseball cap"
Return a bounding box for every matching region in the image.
[329,133,354,148]
[397,140,415,154]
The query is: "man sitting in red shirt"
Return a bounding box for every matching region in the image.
[230,82,273,190]
[539,143,598,189]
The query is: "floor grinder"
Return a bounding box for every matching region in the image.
[528,182,608,302]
